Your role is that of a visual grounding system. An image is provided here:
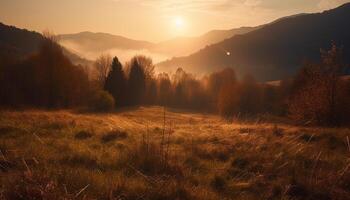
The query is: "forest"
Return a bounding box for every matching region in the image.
[0,35,349,126]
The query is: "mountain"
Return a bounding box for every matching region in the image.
[152,26,258,57]
[57,27,258,62]
[0,22,91,66]
[157,3,350,81]
[59,31,155,53]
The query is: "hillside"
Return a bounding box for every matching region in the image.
[0,23,42,59]
[0,23,91,66]
[152,26,258,57]
[157,3,350,81]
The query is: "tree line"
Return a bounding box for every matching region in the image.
[0,35,349,126]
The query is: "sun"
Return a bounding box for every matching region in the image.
[174,16,184,28]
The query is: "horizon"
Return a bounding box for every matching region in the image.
[1,0,349,42]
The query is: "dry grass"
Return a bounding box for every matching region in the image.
[0,106,349,200]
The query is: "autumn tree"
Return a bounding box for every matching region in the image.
[288,44,348,125]
[217,83,238,118]
[94,54,112,87]
[134,56,156,104]
[208,68,237,111]
[157,73,172,106]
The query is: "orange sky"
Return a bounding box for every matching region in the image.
[0,0,349,42]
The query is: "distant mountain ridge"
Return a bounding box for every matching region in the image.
[57,26,258,61]
[57,14,311,61]
[0,22,91,65]
[153,26,258,57]
[157,3,350,81]
[59,31,154,52]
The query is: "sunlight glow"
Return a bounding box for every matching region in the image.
[174,16,184,28]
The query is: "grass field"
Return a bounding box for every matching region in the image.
[0,107,349,200]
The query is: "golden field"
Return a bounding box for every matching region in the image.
[0,107,349,200]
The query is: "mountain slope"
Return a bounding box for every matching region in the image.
[0,22,91,65]
[0,23,42,59]
[157,3,350,81]
[152,26,258,57]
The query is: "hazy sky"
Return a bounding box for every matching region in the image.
[0,0,349,42]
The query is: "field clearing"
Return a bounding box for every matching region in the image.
[0,107,349,200]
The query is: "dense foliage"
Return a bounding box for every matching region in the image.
[0,37,349,125]
[0,35,90,108]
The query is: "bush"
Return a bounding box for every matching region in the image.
[119,139,183,177]
[74,131,93,140]
[100,130,128,143]
[210,175,226,191]
[91,90,115,112]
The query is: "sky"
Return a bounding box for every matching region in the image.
[0,0,349,42]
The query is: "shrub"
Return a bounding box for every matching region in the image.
[90,90,115,112]
[100,130,128,143]
[74,131,93,140]
[119,139,183,177]
[60,153,99,169]
[210,175,226,191]
[231,157,249,169]
[272,125,284,136]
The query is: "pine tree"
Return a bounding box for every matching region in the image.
[128,59,146,105]
[104,57,126,107]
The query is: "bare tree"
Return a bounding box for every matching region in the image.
[94,54,112,87]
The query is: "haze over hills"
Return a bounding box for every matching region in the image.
[2,21,255,67]
[157,3,350,81]
[58,31,163,63]
[58,31,154,58]
[59,31,154,51]
[2,3,350,82]
[57,26,258,63]
[0,22,91,66]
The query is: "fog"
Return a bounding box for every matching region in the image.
[59,40,171,64]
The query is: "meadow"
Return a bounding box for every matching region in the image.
[0,107,349,200]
